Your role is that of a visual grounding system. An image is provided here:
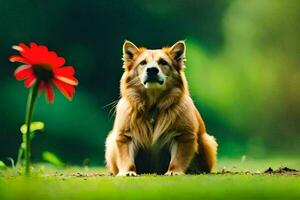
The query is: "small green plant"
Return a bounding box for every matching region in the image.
[16,121,45,168]
[42,151,65,168]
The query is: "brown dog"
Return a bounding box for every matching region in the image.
[105,40,218,176]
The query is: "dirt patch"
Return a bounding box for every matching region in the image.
[212,167,300,177]
[214,169,259,176]
[49,167,300,178]
[52,171,106,179]
[264,167,300,176]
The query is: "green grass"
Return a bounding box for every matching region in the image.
[0,157,299,200]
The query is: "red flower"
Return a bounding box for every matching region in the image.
[9,42,78,103]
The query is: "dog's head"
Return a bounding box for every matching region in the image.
[121,40,186,92]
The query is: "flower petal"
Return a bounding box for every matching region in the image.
[55,75,78,86]
[30,42,38,48]
[9,55,29,64]
[14,65,33,80]
[52,57,65,68]
[45,83,54,103]
[54,66,75,76]
[18,43,30,51]
[52,79,75,101]
[12,45,24,52]
[12,43,29,52]
[24,75,37,88]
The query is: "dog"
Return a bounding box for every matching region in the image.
[105,40,218,176]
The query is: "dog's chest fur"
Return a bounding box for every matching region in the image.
[128,105,180,148]
[148,106,159,125]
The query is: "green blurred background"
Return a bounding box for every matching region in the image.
[0,0,299,166]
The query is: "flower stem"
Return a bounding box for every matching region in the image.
[16,141,24,167]
[24,82,39,176]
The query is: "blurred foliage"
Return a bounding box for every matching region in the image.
[42,151,64,168]
[186,0,300,156]
[0,0,299,165]
[0,161,6,169]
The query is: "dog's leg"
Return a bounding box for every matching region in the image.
[105,132,119,175]
[165,133,197,175]
[116,134,137,176]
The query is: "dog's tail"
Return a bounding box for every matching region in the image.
[192,107,218,172]
[197,133,218,172]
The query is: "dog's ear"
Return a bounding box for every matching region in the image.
[169,41,186,64]
[123,40,139,62]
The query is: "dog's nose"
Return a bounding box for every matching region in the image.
[146,67,159,76]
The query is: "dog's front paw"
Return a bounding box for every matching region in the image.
[165,171,185,176]
[117,171,137,177]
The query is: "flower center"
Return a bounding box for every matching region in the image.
[32,64,54,82]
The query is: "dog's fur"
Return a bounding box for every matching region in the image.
[105,40,218,176]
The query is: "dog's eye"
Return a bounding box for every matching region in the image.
[140,60,147,65]
[158,59,168,66]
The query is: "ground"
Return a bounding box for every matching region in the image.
[0,157,299,200]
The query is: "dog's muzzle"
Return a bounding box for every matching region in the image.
[143,67,164,85]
